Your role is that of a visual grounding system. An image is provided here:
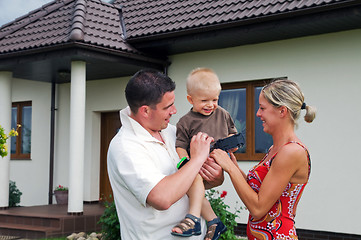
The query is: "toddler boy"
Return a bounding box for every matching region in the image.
[171,68,237,240]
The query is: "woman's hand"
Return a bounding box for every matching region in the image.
[209,149,236,173]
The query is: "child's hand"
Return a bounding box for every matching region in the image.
[200,157,224,188]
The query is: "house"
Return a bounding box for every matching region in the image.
[0,0,360,238]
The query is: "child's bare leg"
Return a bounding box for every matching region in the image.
[201,196,217,222]
[171,174,204,234]
[188,174,204,218]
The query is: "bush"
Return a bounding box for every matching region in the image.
[206,189,242,240]
[98,198,121,240]
[9,180,22,207]
[97,190,242,240]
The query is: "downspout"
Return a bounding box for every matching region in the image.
[163,59,171,75]
[48,81,56,204]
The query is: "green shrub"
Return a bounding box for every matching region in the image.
[97,190,241,240]
[206,189,242,240]
[9,180,22,207]
[98,198,121,240]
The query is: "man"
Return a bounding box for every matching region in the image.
[107,69,223,239]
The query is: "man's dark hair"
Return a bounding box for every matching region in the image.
[125,69,176,113]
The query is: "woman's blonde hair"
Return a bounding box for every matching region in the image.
[186,68,221,96]
[262,79,316,126]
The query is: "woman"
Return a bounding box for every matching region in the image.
[210,79,316,239]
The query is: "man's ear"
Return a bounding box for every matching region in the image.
[186,95,193,105]
[138,105,150,118]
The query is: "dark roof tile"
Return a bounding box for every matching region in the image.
[112,0,349,39]
[0,0,141,54]
[0,0,356,55]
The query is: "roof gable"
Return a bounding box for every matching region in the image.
[0,0,168,82]
[0,0,139,54]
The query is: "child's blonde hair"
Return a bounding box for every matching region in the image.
[186,68,221,96]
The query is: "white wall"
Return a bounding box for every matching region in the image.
[83,77,129,201]
[10,78,52,206]
[167,29,361,235]
[54,76,129,202]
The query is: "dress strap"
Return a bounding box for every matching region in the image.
[269,141,311,177]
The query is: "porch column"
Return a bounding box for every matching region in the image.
[68,61,86,214]
[0,71,12,208]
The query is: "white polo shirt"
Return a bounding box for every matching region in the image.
[107,107,205,240]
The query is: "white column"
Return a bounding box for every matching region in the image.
[67,61,86,214]
[0,71,12,208]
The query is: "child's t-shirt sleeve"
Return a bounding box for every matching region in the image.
[225,110,238,135]
[176,118,190,150]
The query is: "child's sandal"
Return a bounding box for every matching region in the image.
[171,214,202,237]
[204,217,227,240]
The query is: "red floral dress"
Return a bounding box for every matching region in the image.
[246,142,311,240]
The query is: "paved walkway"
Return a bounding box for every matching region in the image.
[0,236,20,240]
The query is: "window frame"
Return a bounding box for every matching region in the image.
[221,80,271,161]
[11,101,32,160]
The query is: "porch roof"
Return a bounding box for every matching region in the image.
[0,0,137,54]
[0,0,168,83]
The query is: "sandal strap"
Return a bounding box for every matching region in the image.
[174,218,194,232]
[174,214,200,232]
[205,217,227,240]
[207,217,221,227]
[185,213,200,223]
[205,225,217,239]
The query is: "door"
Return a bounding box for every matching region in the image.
[100,111,121,202]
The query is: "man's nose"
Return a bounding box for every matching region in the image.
[170,105,177,114]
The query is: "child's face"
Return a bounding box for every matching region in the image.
[188,89,219,116]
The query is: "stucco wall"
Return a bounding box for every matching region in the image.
[167,29,361,235]
[54,76,129,202]
[10,78,51,206]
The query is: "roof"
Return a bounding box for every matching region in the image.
[0,0,167,82]
[2,0,360,55]
[114,0,361,40]
[0,0,361,81]
[0,0,138,54]
[111,0,361,55]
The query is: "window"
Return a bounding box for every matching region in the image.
[11,101,32,160]
[219,80,273,161]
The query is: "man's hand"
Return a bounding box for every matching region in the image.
[189,132,214,165]
[147,132,213,210]
[199,157,224,189]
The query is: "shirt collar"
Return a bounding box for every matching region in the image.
[120,106,163,143]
